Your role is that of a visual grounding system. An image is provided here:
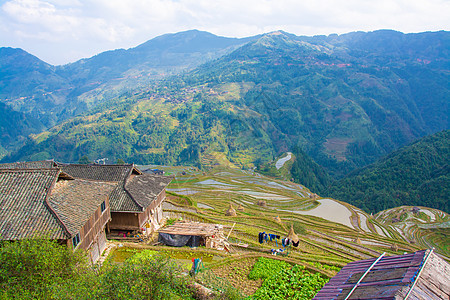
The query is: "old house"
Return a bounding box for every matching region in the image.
[58,164,172,235]
[0,168,114,263]
[314,249,449,299]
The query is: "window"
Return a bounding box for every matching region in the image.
[72,233,80,249]
[101,201,106,212]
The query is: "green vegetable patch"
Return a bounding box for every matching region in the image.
[248,257,290,280]
[248,258,329,300]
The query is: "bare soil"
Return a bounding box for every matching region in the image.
[210,257,263,296]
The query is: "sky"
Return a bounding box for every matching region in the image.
[1,0,449,65]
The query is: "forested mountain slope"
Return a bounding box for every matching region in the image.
[1,30,449,179]
[326,130,449,213]
[0,30,251,152]
[0,102,44,157]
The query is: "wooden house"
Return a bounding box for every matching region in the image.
[0,168,114,263]
[58,164,173,235]
[314,249,449,299]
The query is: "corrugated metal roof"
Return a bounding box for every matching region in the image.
[0,169,68,240]
[48,179,115,235]
[314,250,428,300]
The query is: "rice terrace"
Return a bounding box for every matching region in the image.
[102,161,449,298]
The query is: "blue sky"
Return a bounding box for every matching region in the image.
[1,0,449,65]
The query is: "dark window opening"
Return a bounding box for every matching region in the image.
[72,233,80,249]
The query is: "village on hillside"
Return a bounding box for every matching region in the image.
[0,160,448,299]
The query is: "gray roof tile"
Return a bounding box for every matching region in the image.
[58,164,140,182]
[48,180,115,235]
[59,164,171,212]
[125,174,173,208]
[0,169,67,240]
[0,160,57,169]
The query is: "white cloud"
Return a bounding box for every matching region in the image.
[0,0,449,64]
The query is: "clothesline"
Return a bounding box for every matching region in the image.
[258,232,299,248]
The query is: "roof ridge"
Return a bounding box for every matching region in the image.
[43,170,72,238]
[0,167,60,173]
[122,167,144,211]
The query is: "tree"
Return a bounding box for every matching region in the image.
[0,238,90,299]
[78,155,91,164]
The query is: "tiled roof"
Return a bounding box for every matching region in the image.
[0,160,57,169]
[58,164,147,212]
[58,164,141,182]
[0,169,67,240]
[58,164,171,212]
[314,250,429,300]
[48,179,115,235]
[125,174,173,208]
[109,184,142,212]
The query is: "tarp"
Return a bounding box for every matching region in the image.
[158,232,201,247]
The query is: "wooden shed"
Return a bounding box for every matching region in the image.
[158,222,230,251]
[314,249,449,300]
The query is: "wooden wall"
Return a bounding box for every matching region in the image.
[109,212,139,230]
[138,189,166,228]
[67,197,111,252]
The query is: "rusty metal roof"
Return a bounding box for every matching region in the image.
[314,250,445,300]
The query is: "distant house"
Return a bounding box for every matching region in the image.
[149,169,165,175]
[58,164,173,234]
[314,249,449,299]
[0,168,114,263]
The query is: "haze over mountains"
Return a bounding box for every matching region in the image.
[1,30,449,195]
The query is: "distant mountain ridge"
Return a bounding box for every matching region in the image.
[1,30,449,179]
[0,30,254,154]
[0,30,252,123]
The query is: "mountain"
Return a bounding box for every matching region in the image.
[0,30,251,130]
[326,130,449,213]
[0,102,44,158]
[1,30,449,179]
[56,30,252,96]
[0,47,75,126]
[0,30,252,154]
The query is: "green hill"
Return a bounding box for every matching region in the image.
[0,30,251,140]
[2,30,449,180]
[326,130,449,213]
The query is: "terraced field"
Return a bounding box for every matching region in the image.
[375,207,450,258]
[131,164,449,296]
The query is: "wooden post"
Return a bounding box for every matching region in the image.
[226,223,236,239]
